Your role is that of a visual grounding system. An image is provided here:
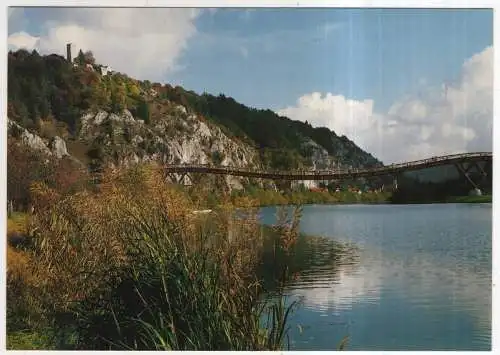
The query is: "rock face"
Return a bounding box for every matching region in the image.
[79,107,261,189]
[8,118,86,167]
[49,136,69,158]
[8,120,52,156]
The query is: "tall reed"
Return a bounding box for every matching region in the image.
[11,163,300,350]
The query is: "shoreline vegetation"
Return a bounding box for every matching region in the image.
[445,195,492,203]
[6,162,349,351]
[230,188,392,207]
[389,194,492,205]
[228,188,491,208]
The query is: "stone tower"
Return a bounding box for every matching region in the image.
[66,43,72,62]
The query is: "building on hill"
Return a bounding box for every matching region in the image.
[66,44,112,76]
[66,43,72,62]
[99,65,111,76]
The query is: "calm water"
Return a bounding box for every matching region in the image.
[260,203,492,351]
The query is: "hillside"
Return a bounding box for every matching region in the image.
[7,49,383,186]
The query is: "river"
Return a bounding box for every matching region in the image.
[259,203,492,351]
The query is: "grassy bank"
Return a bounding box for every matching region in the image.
[446,195,492,203]
[390,194,492,204]
[6,164,306,350]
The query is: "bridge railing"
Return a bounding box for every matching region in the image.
[167,152,492,177]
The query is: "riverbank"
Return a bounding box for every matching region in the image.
[391,194,492,204]
[202,185,492,209]
[447,195,492,203]
[230,188,392,207]
[6,164,304,351]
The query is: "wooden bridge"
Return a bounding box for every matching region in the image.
[166,152,492,189]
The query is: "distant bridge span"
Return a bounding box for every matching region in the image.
[165,152,492,183]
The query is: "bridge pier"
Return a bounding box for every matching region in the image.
[480,160,491,192]
[454,162,481,190]
[178,173,187,185]
[167,172,192,186]
[474,160,492,189]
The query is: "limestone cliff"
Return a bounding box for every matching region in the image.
[78,106,262,189]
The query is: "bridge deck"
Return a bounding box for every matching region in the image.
[165,152,492,181]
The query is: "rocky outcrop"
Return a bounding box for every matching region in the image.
[79,107,261,190]
[49,136,69,158]
[8,120,52,156]
[8,119,85,168]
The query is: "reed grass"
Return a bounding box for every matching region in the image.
[7,162,304,350]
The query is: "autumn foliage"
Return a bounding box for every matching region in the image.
[6,162,303,350]
[7,138,88,211]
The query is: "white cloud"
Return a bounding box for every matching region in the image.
[8,31,39,50]
[277,46,493,164]
[9,8,201,80]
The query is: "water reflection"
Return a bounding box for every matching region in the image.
[260,204,491,350]
[285,246,490,328]
[258,231,360,293]
[286,248,382,312]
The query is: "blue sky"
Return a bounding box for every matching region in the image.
[169,8,493,111]
[7,7,494,163]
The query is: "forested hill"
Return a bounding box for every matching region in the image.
[7,49,382,171]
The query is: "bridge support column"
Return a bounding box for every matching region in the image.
[471,161,487,177]
[178,172,187,185]
[484,160,493,185]
[393,176,398,191]
[167,173,179,184]
[472,161,491,189]
[454,162,480,190]
[167,172,192,185]
[485,160,493,176]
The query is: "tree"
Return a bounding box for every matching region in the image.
[110,87,127,113]
[83,50,95,65]
[87,144,105,174]
[7,138,55,211]
[51,158,88,195]
[142,80,152,90]
[137,99,150,124]
[212,151,224,165]
[92,79,112,109]
[76,49,86,65]
[127,82,141,97]
[39,96,52,119]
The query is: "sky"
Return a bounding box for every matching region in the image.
[7,7,493,164]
